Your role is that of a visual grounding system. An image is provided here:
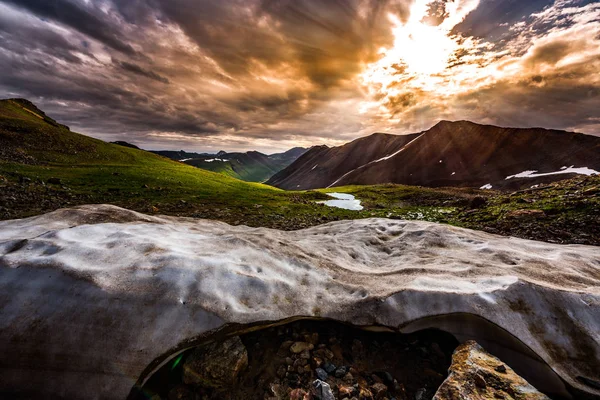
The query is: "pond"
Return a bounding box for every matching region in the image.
[317,192,363,211]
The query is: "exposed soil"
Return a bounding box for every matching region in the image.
[136,320,459,400]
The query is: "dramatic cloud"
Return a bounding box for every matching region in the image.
[0,0,598,152]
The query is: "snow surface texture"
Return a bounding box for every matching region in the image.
[0,205,599,399]
[317,192,364,211]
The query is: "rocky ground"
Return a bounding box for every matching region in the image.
[455,175,600,245]
[139,320,459,400]
[137,320,554,400]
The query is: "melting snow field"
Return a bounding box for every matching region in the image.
[506,166,599,180]
[0,205,599,398]
[317,192,364,210]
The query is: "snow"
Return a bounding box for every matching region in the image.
[204,158,229,163]
[452,172,456,176]
[0,205,599,398]
[179,158,193,162]
[506,166,599,180]
[317,192,363,211]
[480,183,493,189]
[311,164,318,170]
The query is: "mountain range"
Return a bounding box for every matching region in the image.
[152,148,306,182]
[267,121,600,190]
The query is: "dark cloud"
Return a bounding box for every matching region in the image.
[2,0,137,55]
[115,60,170,84]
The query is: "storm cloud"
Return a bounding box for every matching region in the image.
[0,0,598,152]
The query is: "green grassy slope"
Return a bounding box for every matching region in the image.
[0,99,373,228]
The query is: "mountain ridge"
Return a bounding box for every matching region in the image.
[267,120,600,190]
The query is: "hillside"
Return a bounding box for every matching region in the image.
[267,133,421,189]
[268,121,600,190]
[0,99,325,227]
[153,147,306,182]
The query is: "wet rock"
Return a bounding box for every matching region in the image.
[323,361,336,374]
[183,336,248,389]
[313,379,335,400]
[315,367,328,381]
[433,341,550,400]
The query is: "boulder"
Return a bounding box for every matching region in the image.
[0,205,598,399]
[434,341,550,400]
[182,336,248,388]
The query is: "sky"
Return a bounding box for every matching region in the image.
[0,0,599,153]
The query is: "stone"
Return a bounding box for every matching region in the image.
[359,388,374,399]
[323,362,336,374]
[415,388,427,400]
[371,382,388,399]
[433,341,550,400]
[313,379,335,400]
[182,336,248,389]
[334,366,348,378]
[469,196,487,209]
[505,209,546,220]
[290,388,312,400]
[291,342,312,354]
[167,384,196,400]
[315,367,328,381]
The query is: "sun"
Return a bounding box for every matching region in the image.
[361,0,480,96]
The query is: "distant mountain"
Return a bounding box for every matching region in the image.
[153,147,307,182]
[267,121,600,190]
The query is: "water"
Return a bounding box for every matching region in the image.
[317,192,363,211]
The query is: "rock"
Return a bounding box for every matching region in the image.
[182,336,248,389]
[0,205,598,399]
[433,341,550,400]
[290,388,312,400]
[47,177,61,185]
[495,364,507,373]
[334,366,348,378]
[291,342,312,354]
[339,384,355,397]
[415,388,427,400]
[167,384,196,400]
[359,387,374,399]
[313,379,335,400]
[323,362,336,374]
[315,367,328,381]
[505,209,546,219]
[469,196,487,209]
[371,382,388,398]
[343,372,354,383]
